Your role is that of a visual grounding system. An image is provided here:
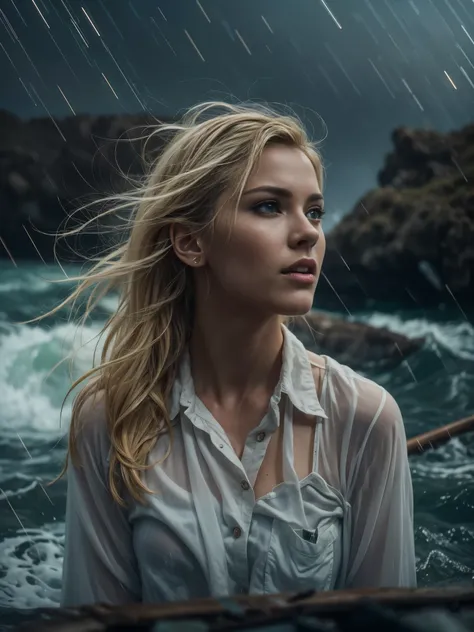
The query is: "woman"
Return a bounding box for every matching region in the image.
[51,101,416,606]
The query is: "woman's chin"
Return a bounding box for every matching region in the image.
[275,296,315,317]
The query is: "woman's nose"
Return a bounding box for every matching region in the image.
[290,212,321,248]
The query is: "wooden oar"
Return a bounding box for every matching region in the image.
[21,586,474,632]
[407,413,474,456]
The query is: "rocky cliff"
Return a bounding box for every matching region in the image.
[0,110,166,262]
[317,124,474,311]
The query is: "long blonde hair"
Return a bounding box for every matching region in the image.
[33,101,324,506]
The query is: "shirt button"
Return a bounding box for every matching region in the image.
[256,431,266,442]
[233,526,242,539]
[241,480,250,491]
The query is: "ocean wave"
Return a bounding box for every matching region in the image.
[0,481,39,500]
[353,312,474,359]
[0,322,104,436]
[0,265,83,309]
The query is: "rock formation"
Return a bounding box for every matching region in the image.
[0,109,167,262]
[289,311,424,370]
[317,124,474,311]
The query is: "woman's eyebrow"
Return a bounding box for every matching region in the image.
[242,185,324,204]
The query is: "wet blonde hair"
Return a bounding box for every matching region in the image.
[36,101,324,505]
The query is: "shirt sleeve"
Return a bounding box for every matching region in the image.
[344,384,417,589]
[61,391,142,607]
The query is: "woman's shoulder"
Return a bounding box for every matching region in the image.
[70,382,110,464]
[306,349,372,395]
[307,350,403,439]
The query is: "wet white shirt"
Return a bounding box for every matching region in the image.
[61,325,417,607]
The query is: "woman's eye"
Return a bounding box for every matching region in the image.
[252,200,280,214]
[307,207,325,221]
[251,201,325,220]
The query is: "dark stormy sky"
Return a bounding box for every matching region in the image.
[1,0,474,225]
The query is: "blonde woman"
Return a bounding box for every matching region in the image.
[51,102,416,606]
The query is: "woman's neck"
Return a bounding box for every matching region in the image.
[188,307,285,408]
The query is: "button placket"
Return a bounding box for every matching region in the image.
[230,509,251,591]
[242,428,269,487]
[230,481,254,592]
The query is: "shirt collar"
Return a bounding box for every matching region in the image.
[168,323,328,424]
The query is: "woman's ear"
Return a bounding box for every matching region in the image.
[169,225,205,267]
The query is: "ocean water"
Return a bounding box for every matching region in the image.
[0,262,473,622]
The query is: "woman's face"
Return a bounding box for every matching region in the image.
[201,143,325,318]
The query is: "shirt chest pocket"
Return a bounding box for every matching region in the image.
[264,518,340,594]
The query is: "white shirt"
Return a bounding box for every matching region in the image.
[61,324,417,606]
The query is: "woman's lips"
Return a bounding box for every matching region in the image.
[281,271,316,284]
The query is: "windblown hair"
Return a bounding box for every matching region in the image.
[35,101,324,506]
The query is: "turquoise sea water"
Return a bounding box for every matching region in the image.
[0,262,473,623]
